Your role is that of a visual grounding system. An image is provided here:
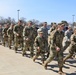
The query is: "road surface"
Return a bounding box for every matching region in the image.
[0,45,76,75]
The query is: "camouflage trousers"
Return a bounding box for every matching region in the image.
[14,36,23,51]
[8,37,14,49]
[63,41,70,52]
[23,41,34,57]
[33,49,45,63]
[44,45,63,68]
[3,36,8,46]
[64,44,76,61]
[0,35,3,43]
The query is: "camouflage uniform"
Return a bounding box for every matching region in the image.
[44,29,64,74]
[0,27,3,44]
[13,24,24,52]
[22,26,34,57]
[33,30,47,64]
[2,27,8,46]
[40,25,48,57]
[63,33,76,62]
[40,26,48,40]
[32,25,38,40]
[63,27,73,51]
[50,22,56,32]
[7,27,14,49]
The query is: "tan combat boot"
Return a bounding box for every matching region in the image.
[33,56,36,62]
[58,67,66,75]
[43,62,47,70]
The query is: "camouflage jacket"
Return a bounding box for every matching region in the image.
[2,28,8,36]
[0,28,3,36]
[13,25,24,37]
[52,30,64,48]
[70,34,76,45]
[7,28,14,38]
[23,26,34,41]
[34,35,47,50]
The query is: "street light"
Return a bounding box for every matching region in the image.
[72,15,75,26]
[17,10,20,21]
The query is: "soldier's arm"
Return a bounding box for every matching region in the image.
[70,34,76,45]
[2,28,5,35]
[51,31,56,46]
[34,37,39,47]
[23,27,28,40]
[7,29,9,36]
[23,27,25,37]
[13,25,18,35]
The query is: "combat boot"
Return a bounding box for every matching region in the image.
[9,46,11,49]
[63,58,66,64]
[15,47,17,53]
[33,56,37,62]
[30,53,34,58]
[43,62,47,69]
[22,52,26,56]
[42,61,44,65]
[2,43,5,47]
[58,67,66,75]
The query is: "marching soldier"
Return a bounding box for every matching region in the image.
[43,24,66,75]
[13,20,24,53]
[2,24,9,46]
[50,22,56,32]
[22,21,34,58]
[62,26,73,51]
[7,23,14,49]
[32,25,38,40]
[0,25,3,44]
[33,29,47,64]
[63,28,76,63]
[40,22,48,57]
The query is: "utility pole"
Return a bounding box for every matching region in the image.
[17,10,20,21]
[72,15,75,26]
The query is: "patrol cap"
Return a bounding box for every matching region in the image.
[37,29,43,33]
[58,23,61,25]
[58,23,64,27]
[52,22,56,24]
[61,24,65,27]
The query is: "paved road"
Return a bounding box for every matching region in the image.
[0,45,76,75]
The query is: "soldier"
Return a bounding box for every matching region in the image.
[0,25,3,44]
[22,21,34,58]
[50,22,56,32]
[33,29,47,64]
[40,22,48,57]
[62,26,73,51]
[43,24,66,75]
[32,25,38,40]
[63,28,76,63]
[47,23,58,58]
[13,20,24,53]
[40,22,48,40]
[7,23,14,49]
[2,24,9,46]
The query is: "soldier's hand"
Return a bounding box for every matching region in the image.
[26,38,29,41]
[17,33,19,36]
[37,47,40,50]
[37,47,40,52]
[56,46,60,51]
